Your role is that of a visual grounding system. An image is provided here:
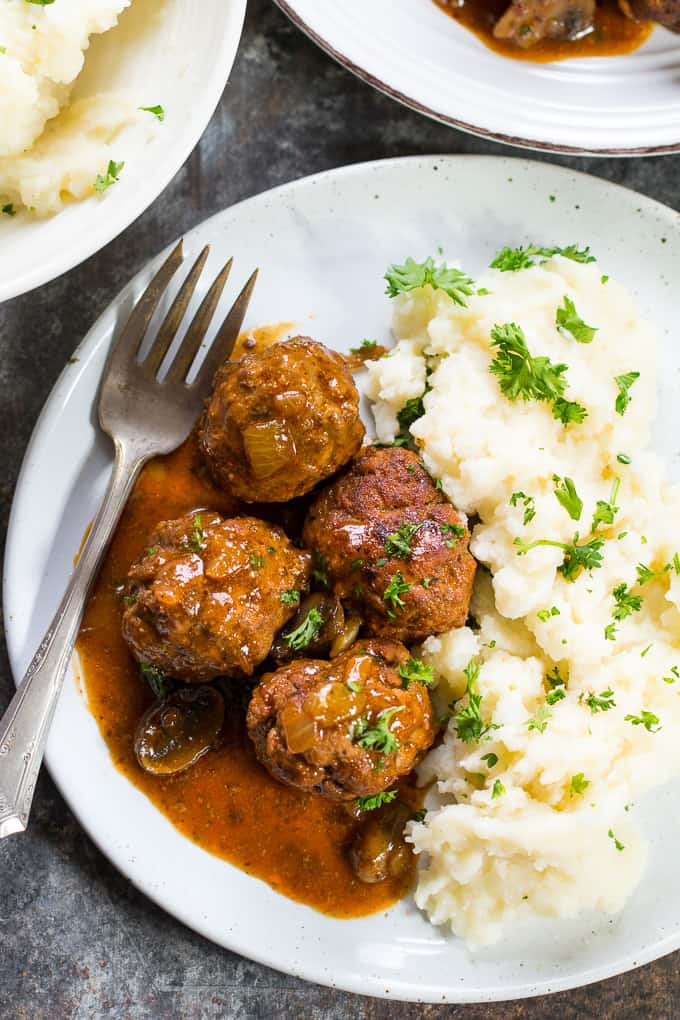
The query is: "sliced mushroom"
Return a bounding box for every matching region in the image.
[270,592,355,665]
[134,685,224,776]
[349,800,413,884]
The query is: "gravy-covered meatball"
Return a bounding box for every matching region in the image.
[247,638,435,801]
[199,337,364,502]
[302,446,476,644]
[122,511,310,682]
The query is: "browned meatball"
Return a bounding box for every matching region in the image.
[122,511,311,682]
[246,638,435,801]
[302,446,476,644]
[199,337,365,503]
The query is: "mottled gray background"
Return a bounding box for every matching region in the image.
[1,1,679,1017]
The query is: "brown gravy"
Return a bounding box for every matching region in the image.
[434,0,652,61]
[76,434,416,919]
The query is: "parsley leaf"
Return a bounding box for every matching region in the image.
[591,477,621,532]
[608,829,625,851]
[2,203,16,217]
[350,339,378,354]
[489,322,568,403]
[140,662,173,700]
[513,533,604,582]
[94,159,124,193]
[570,773,590,796]
[537,606,560,622]
[481,752,499,768]
[384,257,475,307]
[385,522,423,559]
[492,779,506,798]
[186,513,205,553]
[283,607,323,650]
[604,622,618,641]
[614,371,640,416]
[611,582,642,621]
[355,789,399,812]
[353,707,404,754]
[527,705,552,733]
[510,490,536,525]
[625,710,661,733]
[553,474,583,521]
[139,104,165,122]
[311,551,329,588]
[397,657,434,688]
[383,572,410,616]
[453,658,501,744]
[280,589,300,606]
[556,295,597,344]
[583,688,616,713]
[552,398,588,426]
[636,562,671,586]
[490,243,595,272]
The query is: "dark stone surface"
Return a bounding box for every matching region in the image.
[0,1,679,1016]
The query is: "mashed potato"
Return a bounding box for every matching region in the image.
[0,0,137,215]
[365,253,680,946]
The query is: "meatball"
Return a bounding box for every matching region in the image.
[246,638,435,801]
[199,337,365,502]
[494,0,595,45]
[302,446,476,644]
[122,511,311,682]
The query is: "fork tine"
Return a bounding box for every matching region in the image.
[105,241,184,367]
[164,257,234,384]
[141,245,210,375]
[191,269,259,390]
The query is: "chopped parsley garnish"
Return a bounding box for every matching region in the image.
[384,257,475,307]
[546,665,566,689]
[385,522,423,559]
[311,551,329,588]
[510,491,536,525]
[350,558,364,571]
[582,688,616,713]
[145,545,159,557]
[139,104,165,122]
[396,394,426,443]
[570,773,590,796]
[355,789,398,812]
[452,659,500,744]
[611,582,642,621]
[546,685,566,705]
[664,665,680,684]
[604,623,617,641]
[492,779,506,798]
[617,453,632,465]
[537,606,560,622]
[552,398,588,426]
[527,705,552,733]
[187,514,205,552]
[122,593,137,607]
[353,707,404,754]
[397,657,434,688]
[608,829,625,851]
[556,296,597,344]
[674,552,680,575]
[283,607,323,651]
[412,808,427,823]
[280,589,300,606]
[625,709,661,732]
[383,572,410,616]
[2,203,15,216]
[513,533,604,582]
[614,371,640,416]
[490,243,595,272]
[591,477,621,532]
[94,159,124,193]
[489,322,567,403]
[140,662,173,700]
[350,339,378,354]
[346,679,362,693]
[636,562,671,586]
[481,752,499,769]
[553,474,583,521]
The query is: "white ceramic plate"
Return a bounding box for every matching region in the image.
[0,0,246,303]
[5,156,680,1003]
[275,0,680,155]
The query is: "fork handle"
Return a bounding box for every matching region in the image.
[0,440,144,839]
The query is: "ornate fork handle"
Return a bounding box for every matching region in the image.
[0,440,144,838]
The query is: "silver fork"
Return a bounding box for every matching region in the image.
[0,240,257,839]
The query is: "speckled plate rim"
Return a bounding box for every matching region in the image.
[274,0,680,157]
[5,155,680,1003]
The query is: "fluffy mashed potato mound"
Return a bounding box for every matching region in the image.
[365,254,680,946]
[0,0,134,214]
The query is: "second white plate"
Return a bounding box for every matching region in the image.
[276,0,680,155]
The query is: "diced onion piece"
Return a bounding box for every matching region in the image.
[242,420,294,478]
[306,681,366,726]
[280,703,317,753]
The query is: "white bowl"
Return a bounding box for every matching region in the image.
[0,0,246,303]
